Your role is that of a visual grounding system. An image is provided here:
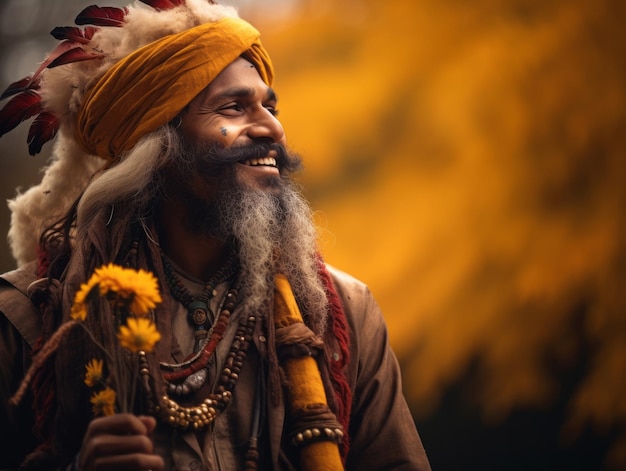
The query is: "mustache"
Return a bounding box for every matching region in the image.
[195,141,303,174]
[221,142,302,175]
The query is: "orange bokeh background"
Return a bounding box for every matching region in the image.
[1,0,625,469]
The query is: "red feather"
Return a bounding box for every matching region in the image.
[27,112,60,155]
[47,46,105,68]
[84,26,99,40]
[75,5,128,27]
[29,41,79,84]
[50,26,98,44]
[139,0,186,10]
[1,29,102,101]
[0,77,39,101]
[0,90,42,137]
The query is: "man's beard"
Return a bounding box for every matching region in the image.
[172,139,329,333]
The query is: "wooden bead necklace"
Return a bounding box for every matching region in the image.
[140,308,257,430]
[161,252,239,351]
[141,254,259,429]
[160,252,240,397]
[159,286,238,380]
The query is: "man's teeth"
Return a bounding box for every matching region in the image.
[244,157,277,167]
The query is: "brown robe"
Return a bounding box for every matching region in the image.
[0,263,431,470]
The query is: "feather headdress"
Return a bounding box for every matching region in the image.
[1,0,239,266]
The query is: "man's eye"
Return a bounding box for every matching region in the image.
[219,103,242,113]
[265,105,279,116]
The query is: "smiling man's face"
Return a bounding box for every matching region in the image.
[177,56,288,193]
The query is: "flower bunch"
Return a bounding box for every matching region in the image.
[72,263,162,416]
[83,359,116,416]
[9,263,162,412]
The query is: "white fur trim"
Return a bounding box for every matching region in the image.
[8,1,239,266]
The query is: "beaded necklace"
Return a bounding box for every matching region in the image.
[143,308,257,430]
[151,252,259,430]
[160,253,241,397]
[161,253,238,351]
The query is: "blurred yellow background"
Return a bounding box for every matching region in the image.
[1,0,625,469]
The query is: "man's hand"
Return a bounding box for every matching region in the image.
[78,414,165,471]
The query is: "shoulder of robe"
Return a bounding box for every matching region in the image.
[0,261,42,348]
[325,264,376,311]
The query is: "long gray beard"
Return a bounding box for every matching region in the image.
[190,178,329,334]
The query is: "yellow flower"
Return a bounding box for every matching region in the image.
[70,264,162,320]
[117,318,161,353]
[84,359,104,388]
[90,387,116,417]
[70,280,98,321]
[70,302,88,321]
[94,264,162,316]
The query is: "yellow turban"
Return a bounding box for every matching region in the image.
[76,17,273,160]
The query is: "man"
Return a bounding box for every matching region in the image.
[0,1,431,470]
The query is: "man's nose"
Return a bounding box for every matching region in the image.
[246,108,285,143]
